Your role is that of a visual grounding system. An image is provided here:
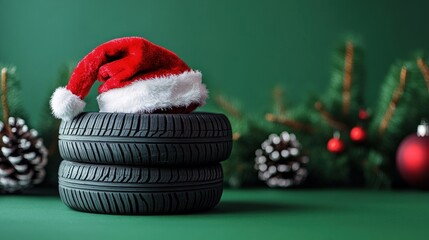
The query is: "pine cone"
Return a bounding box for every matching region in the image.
[0,117,48,193]
[255,131,309,188]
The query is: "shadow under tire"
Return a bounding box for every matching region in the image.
[58,112,232,166]
[58,160,224,215]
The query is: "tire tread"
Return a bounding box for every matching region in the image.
[58,160,223,214]
[59,112,232,166]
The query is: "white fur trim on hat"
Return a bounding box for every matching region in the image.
[50,87,86,121]
[97,70,207,113]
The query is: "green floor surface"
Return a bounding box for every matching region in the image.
[1,189,428,240]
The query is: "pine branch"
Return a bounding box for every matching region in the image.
[417,58,429,91]
[1,68,11,136]
[0,65,27,122]
[265,113,315,133]
[214,95,242,119]
[212,95,248,141]
[320,39,364,124]
[314,101,348,131]
[365,150,391,188]
[371,59,428,154]
[232,133,241,141]
[40,64,74,155]
[38,63,75,186]
[47,122,60,156]
[378,66,407,135]
[218,107,271,187]
[272,86,285,115]
[342,41,354,116]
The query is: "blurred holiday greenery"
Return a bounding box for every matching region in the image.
[207,40,429,188]
[0,0,429,188]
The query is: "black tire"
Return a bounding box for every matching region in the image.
[58,112,232,166]
[58,160,223,215]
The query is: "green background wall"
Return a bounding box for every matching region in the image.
[0,0,428,126]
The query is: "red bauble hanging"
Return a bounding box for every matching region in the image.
[396,121,429,188]
[358,109,369,120]
[327,132,345,153]
[350,126,366,142]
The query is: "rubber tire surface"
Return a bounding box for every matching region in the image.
[58,160,223,215]
[58,112,232,166]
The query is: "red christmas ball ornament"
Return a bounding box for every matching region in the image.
[350,126,366,142]
[396,121,429,188]
[327,132,345,153]
[358,109,369,120]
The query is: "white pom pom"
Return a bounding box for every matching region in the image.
[50,87,85,121]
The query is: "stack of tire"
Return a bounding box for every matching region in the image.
[57,112,232,215]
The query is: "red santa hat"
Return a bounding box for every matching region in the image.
[50,37,208,121]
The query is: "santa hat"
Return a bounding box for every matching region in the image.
[50,37,208,121]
